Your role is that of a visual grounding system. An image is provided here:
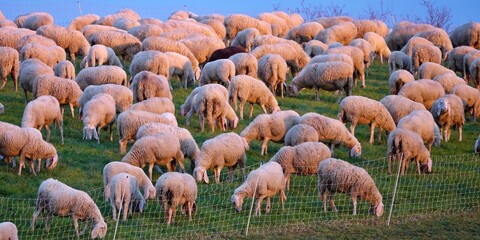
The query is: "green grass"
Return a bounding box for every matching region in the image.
[0,59,479,239]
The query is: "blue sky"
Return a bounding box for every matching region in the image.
[2,0,479,29]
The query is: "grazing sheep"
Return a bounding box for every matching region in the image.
[411,44,442,77]
[323,46,366,87]
[0,26,35,49]
[285,22,324,44]
[257,12,289,37]
[251,43,310,77]
[231,161,286,216]
[207,45,246,62]
[229,75,280,120]
[198,59,235,89]
[19,58,54,103]
[79,84,133,114]
[224,14,272,45]
[109,173,145,221]
[130,97,174,115]
[354,19,388,38]
[95,8,141,26]
[31,178,107,239]
[338,95,396,144]
[385,21,436,51]
[193,132,248,183]
[164,51,196,89]
[112,17,140,30]
[317,158,384,216]
[363,31,391,63]
[388,70,414,94]
[127,24,163,41]
[180,84,228,116]
[287,61,354,102]
[0,46,19,91]
[284,123,319,146]
[400,36,434,58]
[76,65,127,90]
[80,24,127,42]
[430,94,465,142]
[388,51,411,73]
[130,71,172,102]
[230,28,261,52]
[68,14,100,31]
[54,60,75,79]
[304,39,329,57]
[387,128,433,175]
[89,30,141,60]
[103,161,156,200]
[21,12,54,31]
[315,22,357,45]
[228,52,258,78]
[252,35,300,49]
[85,44,108,67]
[0,222,18,240]
[36,25,90,63]
[380,95,427,124]
[462,50,480,81]
[451,84,480,121]
[308,53,353,66]
[449,22,480,49]
[313,16,352,28]
[398,79,445,110]
[200,18,226,40]
[397,110,441,152]
[155,172,198,225]
[414,28,453,60]
[418,62,455,80]
[298,112,362,158]
[433,72,467,93]
[82,93,116,144]
[20,42,64,68]
[349,38,374,76]
[15,34,58,52]
[257,53,288,98]
[446,46,477,76]
[21,95,64,144]
[179,35,226,65]
[129,50,170,83]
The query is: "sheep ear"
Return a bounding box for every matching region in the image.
[93,127,99,140]
[82,127,87,139]
[192,202,197,215]
[203,170,209,184]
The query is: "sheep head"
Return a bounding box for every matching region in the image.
[46,153,59,170]
[91,221,107,239]
[131,197,146,213]
[287,84,299,97]
[349,143,362,158]
[369,202,384,217]
[436,99,450,116]
[228,116,239,129]
[193,166,209,184]
[231,194,243,212]
[144,186,156,200]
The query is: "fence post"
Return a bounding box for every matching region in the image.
[387,153,403,226]
[76,0,83,16]
[245,176,260,236]
[113,195,123,240]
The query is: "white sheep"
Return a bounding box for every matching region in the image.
[240,110,300,155]
[200,18,226,40]
[180,84,228,116]
[338,95,396,144]
[36,25,90,63]
[304,39,329,57]
[451,84,480,122]
[284,123,319,147]
[127,24,163,41]
[380,95,427,124]
[21,95,64,144]
[54,60,76,80]
[164,51,196,89]
[430,94,465,142]
[298,112,362,158]
[20,42,66,68]
[179,35,226,66]
[385,21,436,51]
[21,12,54,30]
[80,24,127,42]
[418,62,455,80]
[112,17,140,30]
[308,53,353,66]
[103,161,156,200]
[89,30,141,60]
[400,36,434,58]
[285,22,324,44]
[446,46,477,76]
[414,28,453,60]
[129,97,174,115]
[85,44,108,67]
[75,65,127,90]
[228,52,258,78]
[0,26,35,49]
[230,27,261,52]
[397,109,441,152]
[398,79,445,110]
[449,22,480,49]
[68,14,100,31]
[433,72,467,93]
[251,42,310,77]
[315,21,357,45]
[387,128,433,175]
[388,51,411,73]
[388,69,414,95]
[129,71,172,102]
[79,84,133,114]
[257,53,288,98]
[231,161,286,216]
[109,173,146,221]
[198,59,235,89]
[82,93,116,144]
[354,19,388,38]
[129,50,170,83]
[155,172,198,225]
[469,58,480,89]
[224,14,272,45]
[462,50,480,82]
[349,38,374,76]
[257,12,288,37]
[363,31,391,63]
[229,75,280,120]
[31,178,107,239]
[193,132,248,184]
[323,46,366,87]
[317,158,384,217]
[0,46,19,91]
[0,222,18,240]
[411,44,442,77]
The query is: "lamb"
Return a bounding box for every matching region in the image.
[76,65,127,90]
[207,45,246,62]
[229,74,280,120]
[21,95,64,144]
[179,35,226,66]
[180,84,228,116]
[397,110,441,152]
[198,59,235,89]
[230,28,260,52]
[287,61,353,102]
[82,93,116,144]
[54,60,75,80]
[418,62,455,80]
[103,161,156,200]
[155,172,197,225]
[449,22,480,49]
[164,51,196,89]
[429,94,465,142]
[398,79,445,110]
[323,46,365,87]
[257,54,288,98]
[0,46,19,91]
[380,95,427,124]
[363,31,391,63]
[451,84,480,121]
[433,72,467,93]
[388,51,411,73]
[304,39,329,57]
[414,28,453,60]
[298,112,362,157]
[31,178,107,239]
[315,21,357,45]
[317,158,384,216]
[387,128,433,175]
[36,25,90,63]
[411,44,442,77]
[285,22,324,44]
[228,52,258,78]
[89,30,141,60]
[193,132,248,184]
[388,70,414,94]
[117,110,178,154]
[129,71,172,102]
[127,24,163,41]
[270,142,331,190]
[338,95,396,144]
[251,43,310,77]
[284,123,319,146]
[224,14,272,45]
[109,173,145,221]
[32,75,83,118]
[231,161,286,216]
[240,110,300,155]
[0,222,18,240]
[68,14,100,31]
[130,97,174,115]
[446,46,477,76]
[78,84,133,114]
[129,50,170,83]
[18,59,54,103]
[385,21,436,51]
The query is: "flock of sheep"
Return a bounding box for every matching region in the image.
[0,7,479,239]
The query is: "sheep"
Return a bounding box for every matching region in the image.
[21,12,54,31]
[200,18,226,40]
[130,71,172,102]
[79,84,133,114]
[323,46,366,87]
[53,60,75,80]
[363,32,390,63]
[82,93,116,144]
[112,17,140,30]
[0,19,17,28]
[193,132,248,184]
[411,44,442,77]
[32,75,83,118]
[103,161,156,200]
[0,122,21,168]
[95,9,141,26]
[0,46,19,91]
[304,39,329,57]
[198,59,235,89]
[80,24,127,42]
[446,46,477,76]
[257,12,288,37]
[75,65,127,90]
[15,34,57,52]
[338,95,396,144]
[469,58,480,89]
[308,53,353,66]
[418,62,455,80]
[287,61,354,102]
[397,109,441,152]
[353,19,388,38]
[207,45,246,63]
[129,50,170,83]
[161,19,219,40]
[476,134,480,154]
[317,158,384,217]
[179,35,226,66]
[224,14,272,45]
[89,30,141,60]
[21,95,64,144]
[414,28,453,60]
[0,26,35,49]
[18,58,54,103]
[180,84,228,116]
[433,72,467,93]
[270,142,331,190]
[240,110,300,155]
[315,22,357,45]
[298,112,362,158]
[251,43,310,77]
[228,52,258,78]
[229,75,280,120]
[109,173,145,221]
[155,172,197,225]
[400,36,434,58]
[257,54,288,98]
[462,50,480,81]
[388,69,414,94]
[164,51,196,89]
[0,222,18,240]
[130,97,174,115]
[20,42,65,68]
[385,21,436,51]
[230,27,260,52]
[36,25,90,63]
[285,12,304,28]
[68,14,100,31]
[31,178,107,239]
[85,44,109,67]
[388,51,411,73]
[451,84,480,122]
[284,124,319,147]
[285,22,324,44]
[387,128,433,175]
[349,38,374,76]
[398,79,445,110]
[252,35,301,49]
[380,95,427,124]
[430,94,465,142]
[449,22,480,49]
[117,110,178,154]
[127,24,163,41]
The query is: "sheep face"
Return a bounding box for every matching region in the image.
[228,116,239,129]
[91,221,107,239]
[131,197,146,213]
[45,153,58,170]
[287,84,299,97]
[83,125,98,141]
[349,144,362,158]
[193,166,209,183]
[436,99,450,116]
[231,194,243,212]
[369,202,384,217]
[144,186,156,200]
[420,157,433,174]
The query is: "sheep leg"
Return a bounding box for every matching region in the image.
[349,122,357,136]
[281,190,286,210]
[73,215,80,237]
[329,194,337,212]
[249,103,255,118]
[261,138,269,155]
[110,199,118,220]
[123,195,130,221]
[369,123,376,145]
[188,202,193,220]
[109,123,113,142]
[266,197,271,214]
[401,155,407,175]
[377,127,383,143]
[459,126,462,142]
[35,159,41,174]
[255,196,264,216]
[239,102,245,120]
[18,154,26,176]
[416,159,421,175]
[322,192,328,212]
[148,163,154,181]
[261,104,267,114]
[27,159,36,176]
[45,125,51,142]
[185,109,195,126]
[198,113,205,132]
[227,167,235,182]
[315,88,320,101]
[352,195,357,215]
[69,103,75,118]
[45,212,52,231]
[31,207,42,231]
[388,155,393,174]
[286,174,291,191]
